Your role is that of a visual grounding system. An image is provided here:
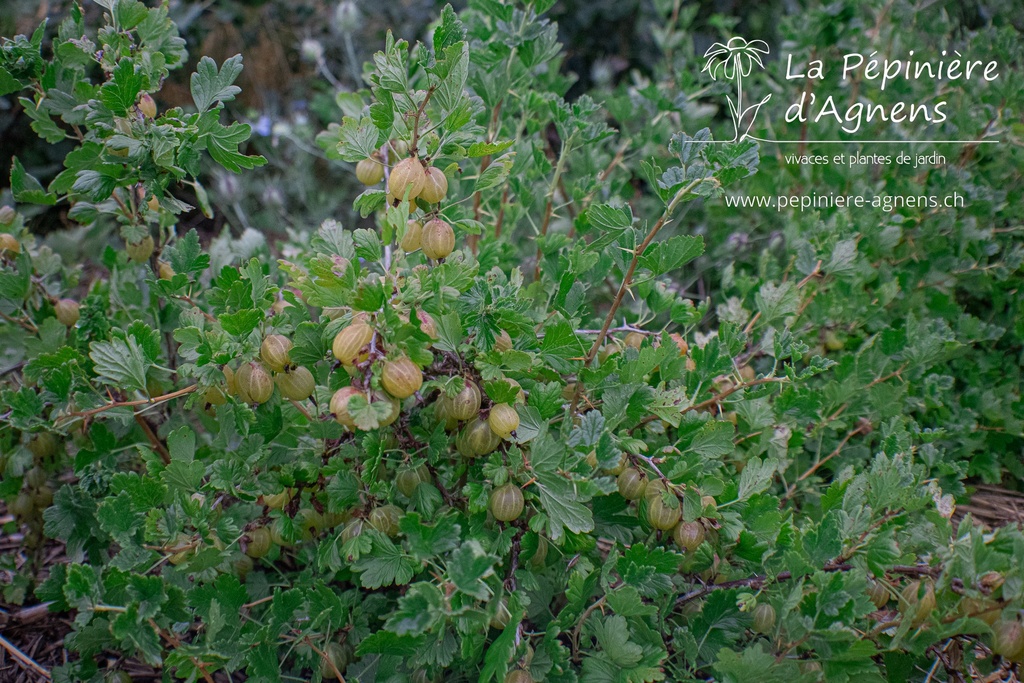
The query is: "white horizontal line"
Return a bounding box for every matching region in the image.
[743,137,1000,144]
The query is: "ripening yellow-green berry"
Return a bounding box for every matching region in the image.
[236,362,274,404]
[260,334,293,372]
[418,166,448,204]
[0,232,19,256]
[54,299,80,327]
[488,403,519,439]
[421,218,455,260]
[489,482,525,522]
[275,366,315,400]
[126,236,155,263]
[494,330,513,352]
[381,355,423,399]
[332,321,374,366]
[330,386,365,429]
[401,219,423,252]
[138,93,157,118]
[356,157,384,185]
[388,157,426,200]
[449,380,482,421]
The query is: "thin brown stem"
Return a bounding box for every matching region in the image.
[134,413,171,464]
[305,637,346,683]
[533,132,578,280]
[783,422,871,501]
[0,633,51,680]
[0,310,39,333]
[409,85,436,156]
[569,179,701,415]
[65,384,199,419]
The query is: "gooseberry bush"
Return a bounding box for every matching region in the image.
[2,1,1024,682]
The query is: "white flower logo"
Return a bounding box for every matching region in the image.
[703,37,772,141]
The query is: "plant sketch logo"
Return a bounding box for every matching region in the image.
[702,38,1002,145]
[702,37,772,142]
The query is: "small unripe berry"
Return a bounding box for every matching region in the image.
[33,485,53,508]
[529,534,549,567]
[421,218,455,260]
[824,330,844,351]
[332,322,374,366]
[900,580,936,626]
[54,299,80,327]
[958,597,1000,625]
[368,504,402,536]
[24,466,48,489]
[264,490,292,509]
[504,670,533,683]
[644,478,669,501]
[670,333,688,355]
[617,467,647,500]
[203,386,227,412]
[459,418,502,457]
[991,619,1024,661]
[245,527,273,558]
[223,365,238,396]
[341,519,364,543]
[275,366,315,400]
[494,330,513,352]
[700,495,717,513]
[138,93,157,118]
[381,356,423,399]
[126,236,154,263]
[0,206,16,225]
[389,157,426,200]
[867,579,890,609]
[673,521,705,552]
[488,403,519,439]
[624,331,644,349]
[299,509,325,540]
[418,166,448,204]
[0,232,19,255]
[390,139,409,157]
[401,219,423,252]
[320,642,352,678]
[645,492,681,530]
[10,491,34,519]
[449,380,482,421]
[147,196,160,212]
[751,603,776,633]
[237,362,274,404]
[233,554,253,581]
[28,432,60,461]
[168,533,194,565]
[260,334,293,372]
[372,391,401,427]
[413,310,438,339]
[396,464,431,497]
[158,261,176,280]
[490,598,512,629]
[356,157,384,185]
[489,482,525,522]
[330,386,365,429]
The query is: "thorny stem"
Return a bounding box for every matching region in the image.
[675,562,938,607]
[409,85,436,156]
[568,178,702,415]
[63,384,199,420]
[306,637,346,683]
[533,132,578,280]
